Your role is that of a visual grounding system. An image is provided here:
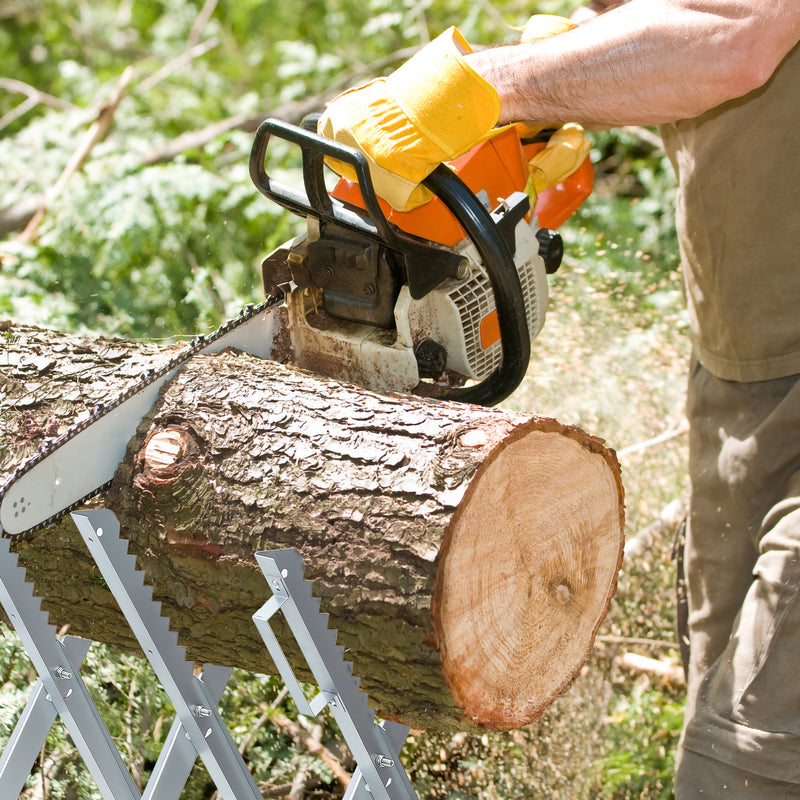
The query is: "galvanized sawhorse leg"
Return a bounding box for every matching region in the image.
[253,548,418,800]
[69,509,265,800]
[0,534,142,800]
[0,512,257,800]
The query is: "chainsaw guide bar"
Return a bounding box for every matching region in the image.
[0,296,284,539]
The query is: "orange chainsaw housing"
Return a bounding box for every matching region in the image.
[330,125,593,248]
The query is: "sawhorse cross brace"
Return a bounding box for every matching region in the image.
[0,508,417,799]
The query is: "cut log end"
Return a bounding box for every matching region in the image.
[433,419,625,730]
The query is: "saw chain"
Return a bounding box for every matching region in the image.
[0,295,284,539]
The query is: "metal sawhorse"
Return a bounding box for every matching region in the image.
[0,508,417,799]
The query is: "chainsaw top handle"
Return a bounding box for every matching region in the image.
[250,117,398,250]
[249,118,530,407]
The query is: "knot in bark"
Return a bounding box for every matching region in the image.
[139,423,201,486]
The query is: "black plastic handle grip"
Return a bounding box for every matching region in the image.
[423,165,530,406]
[250,118,400,249]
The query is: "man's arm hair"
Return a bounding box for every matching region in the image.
[468,0,800,127]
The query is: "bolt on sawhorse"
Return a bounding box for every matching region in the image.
[0,508,417,799]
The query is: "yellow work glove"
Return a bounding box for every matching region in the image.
[520,13,576,41]
[318,26,501,212]
[526,123,592,198]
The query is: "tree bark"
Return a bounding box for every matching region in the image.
[0,322,624,732]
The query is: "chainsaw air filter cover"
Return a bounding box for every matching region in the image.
[399,206,548,383]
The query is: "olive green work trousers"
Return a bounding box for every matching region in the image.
[675,362,800,798]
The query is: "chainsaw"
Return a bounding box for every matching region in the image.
[0,119,591,538]
[251,117,592,405]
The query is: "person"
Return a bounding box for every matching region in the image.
[318,1,800,796]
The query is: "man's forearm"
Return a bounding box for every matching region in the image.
[467,0,800,127]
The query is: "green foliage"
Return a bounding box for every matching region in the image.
[0,103,295,337]
[593,687,683,800]
[563,128,680,315]
[0,0,587,338]
[0,0,689,798]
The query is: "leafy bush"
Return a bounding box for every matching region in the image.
[593,687,684,800]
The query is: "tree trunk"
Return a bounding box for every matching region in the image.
[0,322,624,732]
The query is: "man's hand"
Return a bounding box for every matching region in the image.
[526,124,591,201]
[317,16,583,212]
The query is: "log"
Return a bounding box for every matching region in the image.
[0,322,625,732]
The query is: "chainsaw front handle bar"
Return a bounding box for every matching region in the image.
[250,118,398,250]
[249,118,529,406]
[422,164,530,405]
